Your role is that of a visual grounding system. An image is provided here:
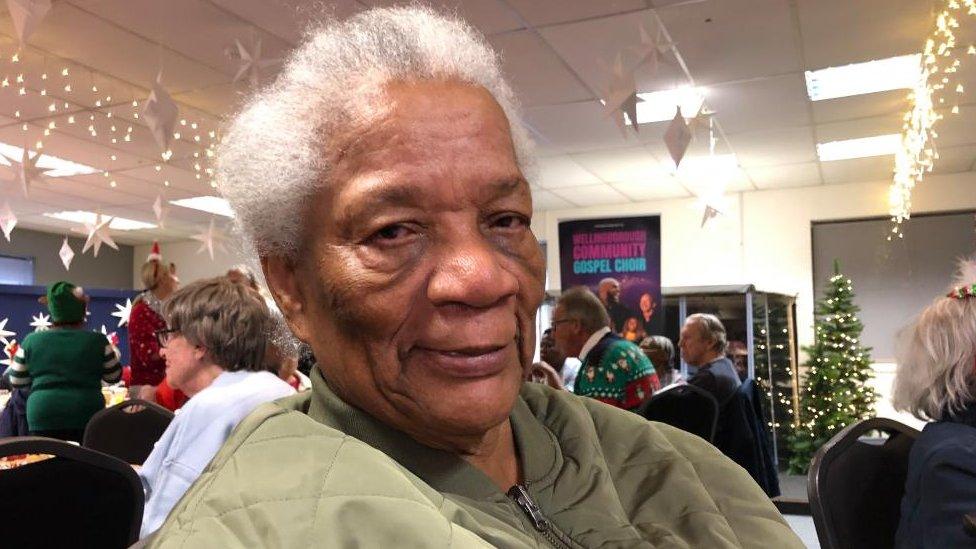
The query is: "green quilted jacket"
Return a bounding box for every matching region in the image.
[150,369,803,548]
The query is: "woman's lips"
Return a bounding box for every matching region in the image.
[412,342,517,378]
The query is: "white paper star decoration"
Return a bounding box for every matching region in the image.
[2,146,53,197]
[143,72,179,154]
[232,38,279,87]
[59,237,75,270]
[30,312,51,332]
[0,318,15,346]
[664,107,693,168]
[0,201,16,241]
[1,340,17,369]
[153,194,168,227]
[82,213,118,257]
[602,53,642,136]
[6,0,51,46]
[700,205,721,228]
[111,298,133,328]
[192,218,226,260]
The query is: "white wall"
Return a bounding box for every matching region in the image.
[132,236,257,290]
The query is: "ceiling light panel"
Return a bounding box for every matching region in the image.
[805,54,921,101]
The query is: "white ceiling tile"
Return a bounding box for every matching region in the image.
[707,74,811,134]
[488,31,592,107]
[811,89,908,125]
[796,0,930,69]
[815,113,903,143]
[531,155,602,189]
[931,145,976,175]
[930,104,976,148]
[656,0,800,85]
[505,0,645,28]
[569,146,670,182]
[550,183,631,206]
[609,178,689,201]
[746,162,822,189]
[367,0,524,35]
[208,0,362,45]
[531,188,575,210]
[523,101,634,154]
[820,156,894,185]
[727,127,817,167]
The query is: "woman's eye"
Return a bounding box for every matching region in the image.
[371,224,414,243]
[492,214,528,230]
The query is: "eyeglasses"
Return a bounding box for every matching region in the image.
[154,328,179,348]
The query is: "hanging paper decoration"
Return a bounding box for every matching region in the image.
[81,213,118,257]
[2,146,53,197]
[59,237,75,270]
[700,205,721,228]
[0,318,16,346]
[192,218,225,260]
[232,38,278,87]
[0,201,16,241]
[143,72,179,154]
[152,194,168,227]
[1,340,17,369]
[603,53,642,135]
[664,107,692,168]
[29,312,51,332]
[111,298,133,328]
[6,0,51,46]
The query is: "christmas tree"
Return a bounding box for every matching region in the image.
[787,261,877,474]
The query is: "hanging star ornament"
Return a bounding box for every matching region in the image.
[0,201,16,241]
[700,205,721,228]
[6,0,51,46]
[0,318,15,346]
[602,53,642,136]
[2,146,54,197]
[664,106,693,169]
[232,38,279,87]
[111,298,133,328]
[1,340,18,369]
[82,213,118,257]
[192,218,226,260]
[143,72,179,154]
[630,21,673,74]
[153,194,168,227]
[29,312,51,332]
[59,237,75,270]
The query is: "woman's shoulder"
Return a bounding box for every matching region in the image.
[913,421,976,466]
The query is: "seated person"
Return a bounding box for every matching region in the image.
[680,314,741,406]
[640,335,684,388]
[9,282,121,442]
[893,259,976,547]
[139,277,295,538]
[146,8,802,547]
[552,287,660,410]
[528,328,566,390]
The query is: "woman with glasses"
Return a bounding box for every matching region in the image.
[139,277,295,538]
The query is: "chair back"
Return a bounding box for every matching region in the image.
[0,436,144,548]
[83,398,174,465]
[638,383,719,442]
[808,417,920,549]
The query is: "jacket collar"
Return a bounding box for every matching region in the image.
[305,367,558,501]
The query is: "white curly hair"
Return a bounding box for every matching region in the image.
[216,6,533,260]
[892,256,976,421]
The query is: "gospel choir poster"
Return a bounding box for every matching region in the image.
[558,216,663,341]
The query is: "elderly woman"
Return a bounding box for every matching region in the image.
[893,260,976,547]
[139,277,295,537]
[148,8,801,547]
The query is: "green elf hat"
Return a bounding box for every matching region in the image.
[43,281,88,324]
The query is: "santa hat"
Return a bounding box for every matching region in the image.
[147,241,162,262]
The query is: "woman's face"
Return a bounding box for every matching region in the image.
[270,80,545,449]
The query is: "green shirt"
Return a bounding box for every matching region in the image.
[11,328,121,431]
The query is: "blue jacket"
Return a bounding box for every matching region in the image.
[896,409,976,548]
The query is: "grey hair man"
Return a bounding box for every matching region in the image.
[680,313,741,405]
[145,7,801,548]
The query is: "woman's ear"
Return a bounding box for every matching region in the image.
[261,255,310,343]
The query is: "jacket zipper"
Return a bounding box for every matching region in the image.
[507,484,576,549]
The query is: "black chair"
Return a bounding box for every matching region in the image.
[84,399,174,465]
[0,436,144,548]
[638,383,720,443]
[808,417,920,549]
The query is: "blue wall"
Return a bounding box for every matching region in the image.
[1,284,139,366]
